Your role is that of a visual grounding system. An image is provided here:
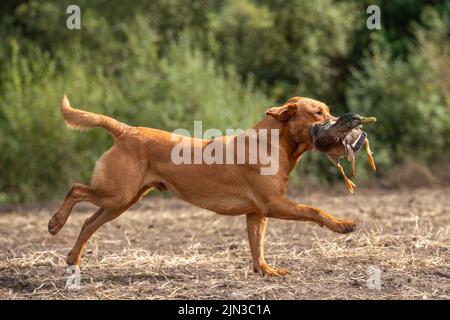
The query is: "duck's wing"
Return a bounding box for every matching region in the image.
[314,130,340,152]
[351,130,367,152]
[343,127,367,152]
[311,120,348,153]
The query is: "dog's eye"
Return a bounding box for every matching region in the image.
[315,110,323,116]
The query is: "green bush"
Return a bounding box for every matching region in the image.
[0,1,449,203]
[0,18,271,203]
[209,0,360,103]
[346,9,450,173]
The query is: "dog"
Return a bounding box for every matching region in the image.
[48,95,356,276]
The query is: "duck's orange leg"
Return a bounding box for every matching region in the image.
[364,138,376,172]
[337,163,356,194]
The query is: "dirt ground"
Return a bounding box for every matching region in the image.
[0,187,448,300]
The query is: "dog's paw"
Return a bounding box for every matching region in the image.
[335,219,356,234]
[48,215,65,235]
[67,250,81,266]
[254,263,289,277]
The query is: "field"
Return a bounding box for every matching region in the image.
[0,187,448,300]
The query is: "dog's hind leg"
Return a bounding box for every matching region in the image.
[246,213,289,277]
[48,183,90,235]
[48,183,137,235]
[66,186,151,266]
[48,146,147,235]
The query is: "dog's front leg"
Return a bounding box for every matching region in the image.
[264,197,356,234]
[246,213,289,277]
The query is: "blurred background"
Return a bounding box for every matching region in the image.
[0,0,449,204]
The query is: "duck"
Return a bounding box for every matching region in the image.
[310,112,377,194]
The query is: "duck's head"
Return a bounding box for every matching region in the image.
[334,112,377,132]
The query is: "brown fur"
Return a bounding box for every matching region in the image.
[48,95,356,276]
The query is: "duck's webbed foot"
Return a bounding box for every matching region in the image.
[364,138,376,172]
[338,163,356,194]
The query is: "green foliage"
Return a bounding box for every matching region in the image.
[0,1,449,203]
[0,12,272,203]
[210,0,360,103]
[347,8,450,168]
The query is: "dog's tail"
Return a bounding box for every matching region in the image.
[60,95,129,138]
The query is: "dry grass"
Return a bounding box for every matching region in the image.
[0,187,449,300]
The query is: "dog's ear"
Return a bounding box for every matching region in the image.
[265,103,297,121]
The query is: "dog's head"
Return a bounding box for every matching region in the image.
[265,96,335,146]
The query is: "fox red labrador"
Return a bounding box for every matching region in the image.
[48,95,356,276]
